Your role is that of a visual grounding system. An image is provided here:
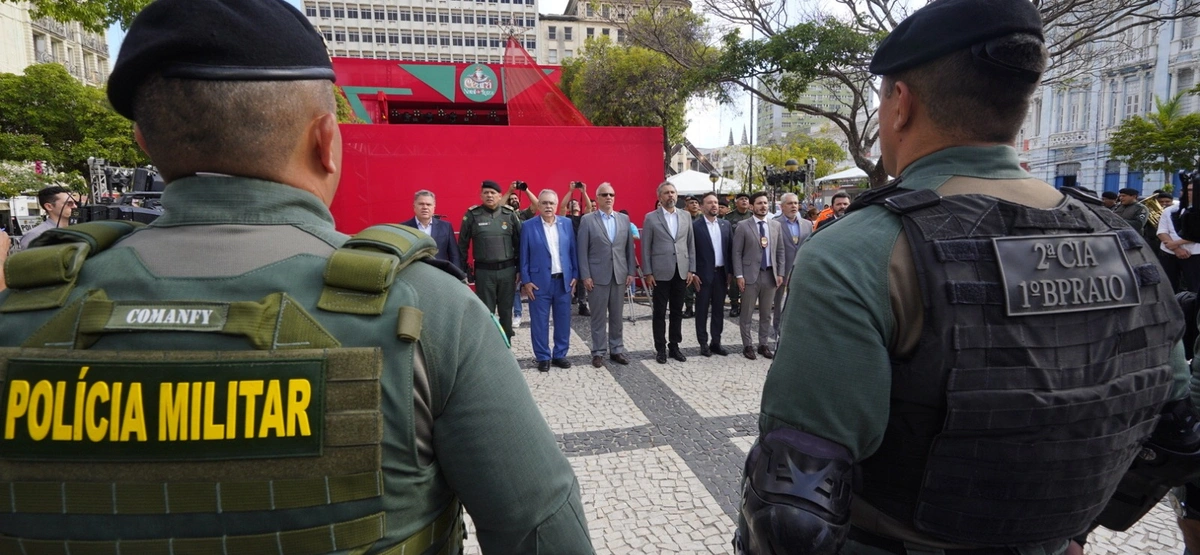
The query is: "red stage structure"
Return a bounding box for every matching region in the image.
[330,39,663,233]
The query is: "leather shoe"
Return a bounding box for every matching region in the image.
[669,347,687,362]
[552,358,572,369]
[579,304,591,316]
[592,355,604,368]
[655,351,668,364]
[710,344,729,356]
[742,346,757,360]
[700,345,712,357]
[757,345,775,359]
[537,360,550,372]
[730,306,741,317]
[682,307,694,318]
[609,353,630,365]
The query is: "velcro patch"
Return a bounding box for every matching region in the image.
[993,233,1141,316]
[105,302,229,331]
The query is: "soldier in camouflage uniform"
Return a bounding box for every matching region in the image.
[459,180,525,339]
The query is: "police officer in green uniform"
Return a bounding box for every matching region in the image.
[724,193,752,317]
[459,180,524,339]
[736,1,1200,554]
[0,1,593,553]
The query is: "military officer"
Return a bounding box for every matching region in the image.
[737,1,1200,554]
[724,192,753,317]
[459,179,524,339]
[0,1,593,553]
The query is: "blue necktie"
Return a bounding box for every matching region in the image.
[759,221,768,270]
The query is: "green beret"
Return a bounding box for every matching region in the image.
[869,0,1043,78]
[108,0,336,120]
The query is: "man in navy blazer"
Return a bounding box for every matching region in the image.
[521,189,580,372]
[692,192,734,357]
[400,190,460,268]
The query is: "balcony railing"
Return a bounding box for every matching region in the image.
[1048,130,1090,148]
[34,50,56,64]
[81,35,107,52]
[31,17,68,37]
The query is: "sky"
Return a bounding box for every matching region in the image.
[104,0,750,149]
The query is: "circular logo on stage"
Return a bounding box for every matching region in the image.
[461,64,498,102]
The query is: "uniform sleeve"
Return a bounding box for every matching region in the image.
[457,212,473,271]
[429,282,592,553]
[758,208,902,460]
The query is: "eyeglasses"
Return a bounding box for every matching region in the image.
[597,193,615,197]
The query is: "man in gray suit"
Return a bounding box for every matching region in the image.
[732,191,785,360]
[773,192,813,343]
[578,183,637,368]
[643,182,697,364]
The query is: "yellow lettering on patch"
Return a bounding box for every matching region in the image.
[189,381,202,441]
[239,380,263,439]
[203,382,224,440]
[28,381,53,441]
[159,383,189,441]
[109,383,122,441]
[258,380,286,438]
[225,381,238,440]
[85,382,109,442]
[120,383,146,442]
[287,379,312,437]
[4,380,30,439]
[52,381,72,441]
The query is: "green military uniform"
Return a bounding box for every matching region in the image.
[723,207,752,313]
[758,146,1192,555]
[458,203,523,338]
[0,178,593,554]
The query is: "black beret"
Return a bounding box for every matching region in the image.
[749,191,768,203]
[869,0,1043,77]
[735,193,751,200]
[108,0,335,120]
[1118,188,1140,197]
[481,180,502,192]
[1100,191,1118,200]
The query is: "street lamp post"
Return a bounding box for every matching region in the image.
[709,171,720,193]
[765,158,806,212]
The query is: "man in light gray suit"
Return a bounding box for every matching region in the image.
[773,192,813,343]
[732,191,785,360]
[643,182,697,364]
[578,183,637,368]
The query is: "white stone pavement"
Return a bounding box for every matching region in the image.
[461,301,1187,554]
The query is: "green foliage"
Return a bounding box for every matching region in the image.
[0,64,147,174]
[335,87,365,124]
[0,163,85,199]
[1110,92,1200,181]
[10,0,151,32]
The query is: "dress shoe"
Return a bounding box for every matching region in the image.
[757,345,775,359]
[609,353,630,365]
[655,351,668,364]
[579,304,591,316]
[682,306,694,318]
[710,344,729,356]
[592,355,604,368]
[552,358,572,369]
[669,347,687,362]
[730,306,741,317]
[700,344,712,357]
[537,360,550,372]
[742,346,757,360]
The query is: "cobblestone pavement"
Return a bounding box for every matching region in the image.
[462,298,1187,554]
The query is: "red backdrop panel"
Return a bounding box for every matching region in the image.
[331,124,664,235]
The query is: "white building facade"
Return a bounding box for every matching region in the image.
[0,2,108,86]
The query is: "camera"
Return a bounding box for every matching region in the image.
[573,181,584,189]
[514,181,528,191]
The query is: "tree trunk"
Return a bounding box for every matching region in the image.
[662,127,671,178]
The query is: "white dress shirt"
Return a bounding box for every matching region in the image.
[1158,205,1200,255]
[416,219,433,235]
[543,217,563,274]
[705,215,724,268]
[661,207,678,239]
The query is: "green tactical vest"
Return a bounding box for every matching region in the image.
[0,222,464,555]
[466,206,517,263]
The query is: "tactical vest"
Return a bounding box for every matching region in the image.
[855,189,1182,547]
[468,207,516,263]
[0,222,464,555]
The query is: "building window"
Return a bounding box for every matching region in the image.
[564,49,573,58]
[376,8,386,20]
[526,17,535,26]
[489,37,501,47]
[549,49,558,63]
[387,8,398,20]
[501,17,511,25]
[348,30,359,42]
[452,14,463,23]
[526,0,534,5]
[439,13,450,22]
[347,6,358,18]
[617,28,623,42]
[453,35,464,46]
[323,31,334,41]
[376,32,386,44]
[415,34,426,45]
[320,5,332,17]
[334,29,346,41]
[1124,76,1141,119]
[564,27,572,40]
[548,26,557,39]
[440,36,451,45]
[306,3,317,16]
[464,14,474,23]
[400,10,411,20]
[586,4,594,16]
[333,5,345,18]
[402,33,413,44]
[587,27,594,38]
[488,16,498,24]
[601,5,609,18]
[388,32,399,44]
[525,39,536,49]
[601,28,609,36]
[465,37,476,46]
[413,12,424,21]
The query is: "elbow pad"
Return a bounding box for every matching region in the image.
[736,428,854,555]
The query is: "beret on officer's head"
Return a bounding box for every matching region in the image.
[869,0,1044,78]
[735,193,751,200]
[1101,191,1118,200]
[1119,188,1140,197]
[481,180,502,192]
[107,0,335,120]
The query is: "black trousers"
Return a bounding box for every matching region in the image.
[652,268,687,352]
[695,268,727,348]
[1158,249,1200,293]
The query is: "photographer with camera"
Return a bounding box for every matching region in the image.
[506,180,538,220]
[560,181,593,316]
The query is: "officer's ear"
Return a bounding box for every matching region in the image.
[133,124,150,157]
[887,79,915,132]
[312,112,340,176]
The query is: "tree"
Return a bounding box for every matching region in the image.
[5,0,151,32]
[1109,91,1200,185]
[0,64,147,174]
[733,135,846,192]
[629,0,1200,187]
[561,36,719,175]
[335,87,365,124]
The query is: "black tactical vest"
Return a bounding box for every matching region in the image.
[856,189,1182,547]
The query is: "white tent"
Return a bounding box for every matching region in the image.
[667,170,743,195]
[815,166,868,184]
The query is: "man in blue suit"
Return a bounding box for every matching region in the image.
[400,190,460,268]
[521,189,580,372]
[693,191,733,357]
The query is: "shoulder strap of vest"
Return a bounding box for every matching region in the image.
[1060,186,1102,206]
[317,224,437,325]
[1,220,145,313]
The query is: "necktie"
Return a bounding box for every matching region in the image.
[759,221,768,270]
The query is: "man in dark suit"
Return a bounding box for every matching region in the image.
[772,192,813,342]
[521,189,580,372]
[401,189,460,268]
[642,182,696,364]
[693,191,733,357]
[732,191,785,360]
[578,183,636,367]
